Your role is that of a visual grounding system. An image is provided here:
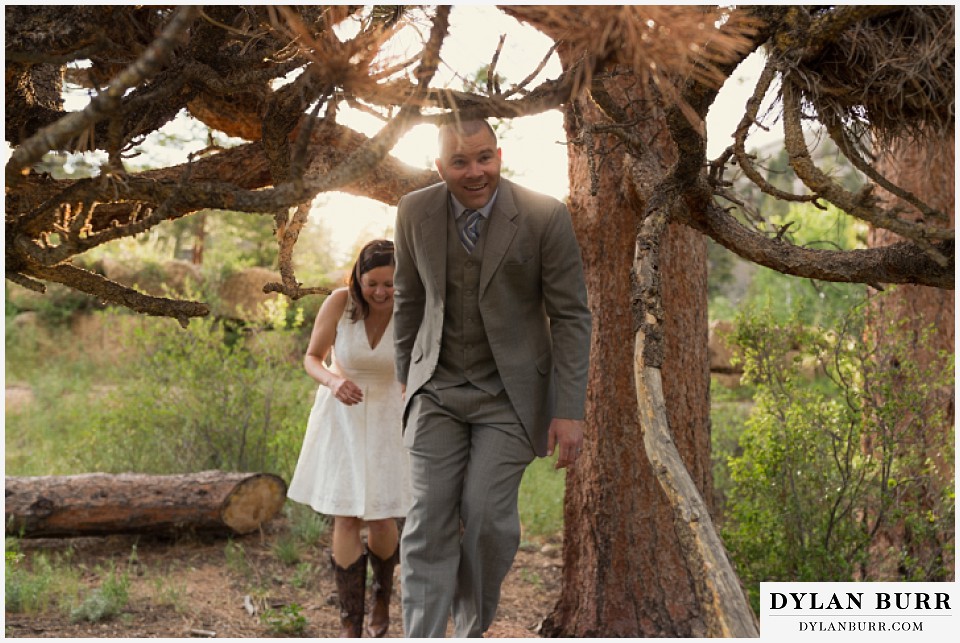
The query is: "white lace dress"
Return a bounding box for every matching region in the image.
[287,303,410,520]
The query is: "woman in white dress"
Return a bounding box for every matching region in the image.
[287,239,410,637]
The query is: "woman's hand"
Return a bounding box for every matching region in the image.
[330,376,363,405]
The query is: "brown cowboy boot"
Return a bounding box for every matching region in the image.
[332,552,367,637]
[365,546,399,637]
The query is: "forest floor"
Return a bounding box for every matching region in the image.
[4,514,564,638]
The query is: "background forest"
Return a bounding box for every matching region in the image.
[7,128,953,615]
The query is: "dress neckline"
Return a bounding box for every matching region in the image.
[363,314,391,351]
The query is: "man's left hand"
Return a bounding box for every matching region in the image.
[547,418,584,469]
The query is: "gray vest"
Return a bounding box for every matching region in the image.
[432,209,503,395]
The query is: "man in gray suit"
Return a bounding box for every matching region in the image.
[393,118,591,637]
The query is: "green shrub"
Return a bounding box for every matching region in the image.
[68,307,315,478]
[709,384,753,515]
[720,303,954,612]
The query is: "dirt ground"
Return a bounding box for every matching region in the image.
[4,515,563,638]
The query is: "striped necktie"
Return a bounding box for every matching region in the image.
[459,209,482,253]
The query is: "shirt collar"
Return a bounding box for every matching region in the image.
[450,189,498,220]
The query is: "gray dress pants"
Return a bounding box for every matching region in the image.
[400,381,536,637]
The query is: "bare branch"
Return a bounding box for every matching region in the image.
[822,114,949,224]
[729,57,818,204]
[501,42,560,99]
[27,262,209,327]
[271,202,314,300]
[781,81,952,266]
[5,272,47,293]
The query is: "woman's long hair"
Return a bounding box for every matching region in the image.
[348,239,395,321]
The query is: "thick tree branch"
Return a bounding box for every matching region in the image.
[5,6,199,184]
[25,262,209,327]
[684,199,954,289]
[729,57,818,204]
[14,124,438,241]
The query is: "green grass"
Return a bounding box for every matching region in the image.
[69,563,130,623]
[272,534,302,566]
[261,603,308,636]
[5,547,83,615]
[224,540,254,580]
[518,454,566,540]
[150,573,188,613]
[4,320,118,475]
[285,502,330,546]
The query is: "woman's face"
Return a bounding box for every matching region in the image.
[360,264,395,313]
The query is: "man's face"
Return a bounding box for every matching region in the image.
[435,127,502,210]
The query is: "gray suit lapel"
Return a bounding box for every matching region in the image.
[419,188,449,296]
[479,181,519,298]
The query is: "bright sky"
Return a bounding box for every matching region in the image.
[52,5,780,264]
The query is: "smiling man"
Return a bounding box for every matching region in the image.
[392,119,592,637]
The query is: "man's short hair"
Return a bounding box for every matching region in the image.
[437,119,497,151]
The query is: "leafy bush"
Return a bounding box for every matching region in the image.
[720,303,954,611]
[68,306,315,479]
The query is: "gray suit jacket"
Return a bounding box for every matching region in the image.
[393,178,591,455]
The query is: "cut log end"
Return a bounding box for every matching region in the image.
[221,474,288,534]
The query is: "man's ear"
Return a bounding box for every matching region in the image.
[435,158,444,178]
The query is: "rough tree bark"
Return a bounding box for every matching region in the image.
[866,134,955,579]
[5,471,287,538]
[540,65,734,636]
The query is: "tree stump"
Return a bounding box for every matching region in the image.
[5,471,287,538]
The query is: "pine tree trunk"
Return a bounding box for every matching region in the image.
[541,69,719,637]
[866,134,955,580]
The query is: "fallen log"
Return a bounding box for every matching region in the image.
[5,470,287,538]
